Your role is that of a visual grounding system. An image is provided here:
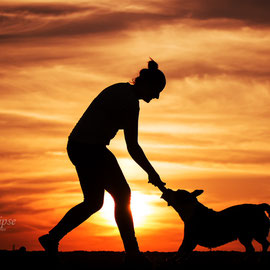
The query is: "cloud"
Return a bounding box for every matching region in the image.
[0,110,70,137]
[2,0,269,44]
[0,172,81,220]
[153,147,270,166]
[166,60,270,81]
[163,0,270,26]
[0,3,172,42]
[0,197,54,216]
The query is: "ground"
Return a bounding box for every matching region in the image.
[0,250,269,270]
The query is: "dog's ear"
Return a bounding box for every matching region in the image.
[191,190,204,197]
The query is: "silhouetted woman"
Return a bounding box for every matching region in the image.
[39,59,166,264]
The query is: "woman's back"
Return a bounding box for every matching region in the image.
[69,82,139,145]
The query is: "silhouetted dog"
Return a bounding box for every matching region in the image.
[160,187,270,258]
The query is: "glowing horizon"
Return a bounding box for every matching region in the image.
[0,0,270,252]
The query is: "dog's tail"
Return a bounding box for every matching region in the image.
[260,203,270,218]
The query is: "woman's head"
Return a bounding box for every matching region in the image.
[133,58,166,103]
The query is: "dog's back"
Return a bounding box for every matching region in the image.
[197,203,270,248]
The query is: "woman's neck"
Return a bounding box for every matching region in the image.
[130,84,142,100]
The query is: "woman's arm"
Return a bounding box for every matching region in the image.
[124,110,165,187]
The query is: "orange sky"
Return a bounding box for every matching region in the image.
[0,0,270,252]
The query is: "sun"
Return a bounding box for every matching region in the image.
[100,191,152,227]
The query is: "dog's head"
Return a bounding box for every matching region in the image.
[161,188,204,207]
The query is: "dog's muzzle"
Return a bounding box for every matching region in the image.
[161,188,174,206]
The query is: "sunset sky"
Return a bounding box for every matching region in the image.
[0,0,270,252]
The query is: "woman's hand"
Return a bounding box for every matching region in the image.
[148,171,166,188]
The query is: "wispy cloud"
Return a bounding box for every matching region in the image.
[0,3,173,42]
[2,0,269,44]
[158,0,270,26]
[0,110,70,136]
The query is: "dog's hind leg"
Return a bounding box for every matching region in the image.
[239,237,255,254]
[255,237,269,254]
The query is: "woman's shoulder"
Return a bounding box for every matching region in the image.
[106,82,132,91]
[107,83,139,110]
[103,83,137,100]
[92,83,138,112]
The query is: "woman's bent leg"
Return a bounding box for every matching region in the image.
[103,150,139,254]
[113,187,139,254]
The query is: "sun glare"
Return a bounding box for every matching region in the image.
[100,191,153,227]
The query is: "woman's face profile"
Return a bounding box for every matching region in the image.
[141,85,162,103]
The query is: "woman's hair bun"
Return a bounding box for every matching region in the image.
[133,58,166,90]
[148,58,158,70]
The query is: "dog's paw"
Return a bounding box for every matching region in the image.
[166,253,188,265]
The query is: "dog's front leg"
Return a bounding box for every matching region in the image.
[175,231,197,262]
[178,237,197,257]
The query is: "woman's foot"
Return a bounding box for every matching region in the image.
[39,234,59,256]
